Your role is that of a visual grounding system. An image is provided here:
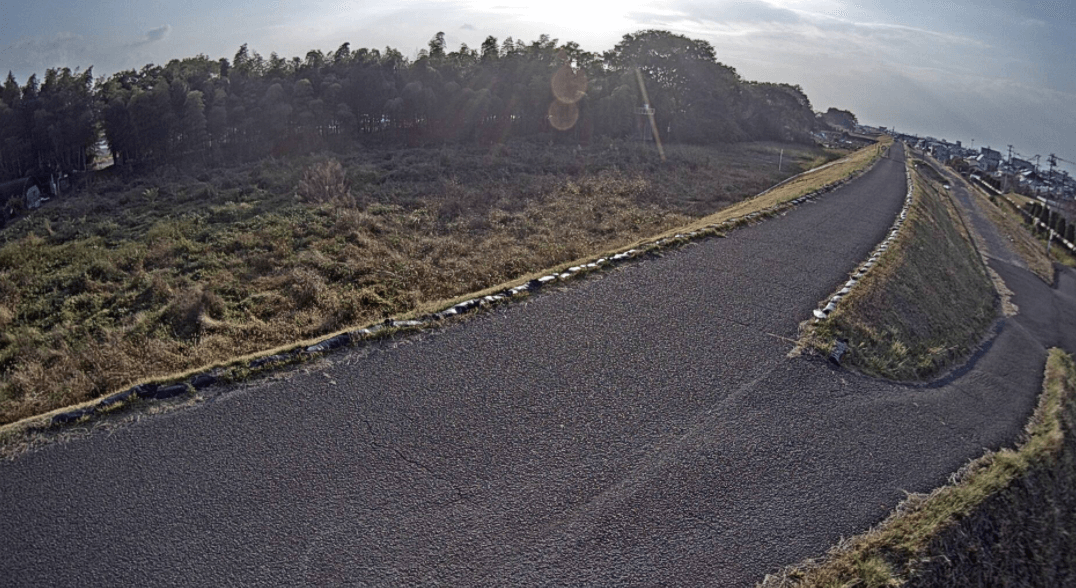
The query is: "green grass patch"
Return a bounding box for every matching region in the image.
[803,157,996,380]
[759,349,1076,587]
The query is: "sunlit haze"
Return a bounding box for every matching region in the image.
[2,0,1073,170]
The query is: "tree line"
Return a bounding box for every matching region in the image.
[0,30,849,181]
[1,68,96,180]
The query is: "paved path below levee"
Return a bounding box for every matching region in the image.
[936,161,1076,357]
[3,143,1075,586]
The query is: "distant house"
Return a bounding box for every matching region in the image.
[976,149,1002,172]
[926,142,954,162]
[1011,157,1035,172]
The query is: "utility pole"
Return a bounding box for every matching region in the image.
[1007,144,1013,163]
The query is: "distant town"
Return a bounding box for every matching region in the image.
[861,126,1075,202]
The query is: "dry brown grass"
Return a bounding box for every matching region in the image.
[298,158,352,205]
[998,192,1076,270]
[916,152,1054,282]
[0,138,866,426]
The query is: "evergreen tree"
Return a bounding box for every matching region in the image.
[180,90,208,156]
[0,29,853,173]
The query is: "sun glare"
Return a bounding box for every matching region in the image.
[467,0,646,33]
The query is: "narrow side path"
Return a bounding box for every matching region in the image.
[934,158,1076,354]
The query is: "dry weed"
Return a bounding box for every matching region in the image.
[298,158,351,205]
[0,139,858,425]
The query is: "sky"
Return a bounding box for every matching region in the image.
[2,0,1074,172]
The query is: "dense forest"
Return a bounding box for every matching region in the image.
[0,30,853,182]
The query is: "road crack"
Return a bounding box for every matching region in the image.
[359,415,476,507]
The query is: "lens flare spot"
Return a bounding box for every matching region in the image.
[551,64,587,104]
[548,100,579,131]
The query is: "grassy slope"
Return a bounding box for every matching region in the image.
[998,191,1076,270]
[759,349,1076,588]
[416,135,893,317]
[0,138,869,426]
[803,156,996,380]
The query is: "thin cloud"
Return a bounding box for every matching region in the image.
[131,25,172,47]
[672,0,802,25]
[804,14,988,49]
[1,33,90,80]
[635,1,985,50]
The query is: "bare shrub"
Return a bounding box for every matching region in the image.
[285,267,327,309]
[0,304,12,331]
[162,287,225,340]
[298,159,351,205]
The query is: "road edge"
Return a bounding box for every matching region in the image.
[1,138,891,450]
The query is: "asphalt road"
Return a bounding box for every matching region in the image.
[3,143,1074,586]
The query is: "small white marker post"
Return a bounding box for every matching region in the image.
[778,149,784,172]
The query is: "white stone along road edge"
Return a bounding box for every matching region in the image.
[811,148,913,322]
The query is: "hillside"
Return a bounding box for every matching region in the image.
[0,138,850,425]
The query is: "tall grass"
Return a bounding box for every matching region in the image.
[0,139,837,424]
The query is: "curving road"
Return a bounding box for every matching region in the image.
[3,142,1075,586]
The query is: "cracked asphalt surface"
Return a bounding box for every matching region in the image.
[3,142,1075,586]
